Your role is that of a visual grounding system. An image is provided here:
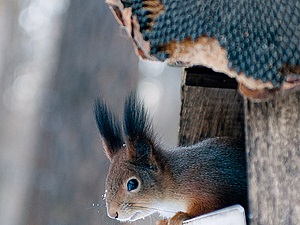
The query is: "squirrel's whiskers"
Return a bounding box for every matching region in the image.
[94,93,247,225]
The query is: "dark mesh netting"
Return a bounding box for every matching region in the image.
[126,0,300,86]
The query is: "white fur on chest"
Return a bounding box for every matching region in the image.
[151,199,188,219]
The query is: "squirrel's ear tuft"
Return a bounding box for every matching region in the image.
[94,98,124,161]
[123,94,157,165]
[123,93,154,143]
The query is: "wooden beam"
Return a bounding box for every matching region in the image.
[245,91,300,225]
[178,67,244,146]
[184,205,246,225]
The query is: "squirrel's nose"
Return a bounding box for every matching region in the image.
[107,210,118,219]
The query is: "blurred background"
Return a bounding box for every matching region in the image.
[0,0,182,225]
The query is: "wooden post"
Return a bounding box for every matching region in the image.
[245,92,300,225]
[179,67,244,146]
[179,67,300,225]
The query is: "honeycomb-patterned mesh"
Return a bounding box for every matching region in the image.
[126,0,300,86]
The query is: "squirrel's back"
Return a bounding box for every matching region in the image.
[162,137,247,214]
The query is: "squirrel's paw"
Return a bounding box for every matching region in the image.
[167,212,190,225]
[157,219,168,225]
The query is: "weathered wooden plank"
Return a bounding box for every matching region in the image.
[245,91,300,225]
[184,205,246,225]
[178,68,244,146]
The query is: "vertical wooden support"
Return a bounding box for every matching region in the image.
[245,92,300,225]
[179,67,300,224]
[178,67,244,146]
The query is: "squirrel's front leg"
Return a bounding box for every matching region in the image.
[169,212,190,225]
[157,212,190,225]
[156,219,168,225]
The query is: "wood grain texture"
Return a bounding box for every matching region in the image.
[178,69,244,146]
[245,91,300,225]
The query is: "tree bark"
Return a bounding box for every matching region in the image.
[245,92,300,225]
[179,68,244,146]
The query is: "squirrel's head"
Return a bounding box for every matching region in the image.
[95,94,164,222]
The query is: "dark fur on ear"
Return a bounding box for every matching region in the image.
[123,93,154,142]
[94,98,124,159]
[123,93,157,167]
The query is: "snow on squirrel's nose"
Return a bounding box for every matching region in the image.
[107,208,118,219]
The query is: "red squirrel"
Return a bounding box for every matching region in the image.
[94,94,248,225]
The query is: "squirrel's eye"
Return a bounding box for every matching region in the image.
[127,178,139,192]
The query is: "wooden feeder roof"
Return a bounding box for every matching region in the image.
[106,0,300,100]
